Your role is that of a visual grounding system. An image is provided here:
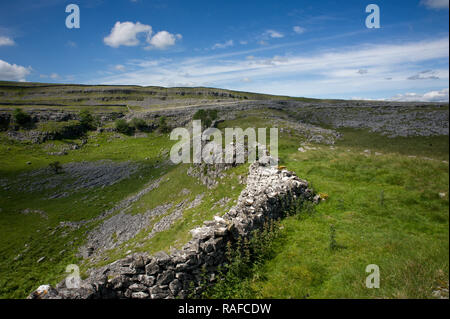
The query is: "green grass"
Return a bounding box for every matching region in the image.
[0,124,248,297]
[0,103,448,299]
[337,128,449,161]
[215,121,449,298]
[0,130,174,298]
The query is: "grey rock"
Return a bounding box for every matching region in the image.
[145,261,160,275]
[131,291,149,299]
[157,270,175,285]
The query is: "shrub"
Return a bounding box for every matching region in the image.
[49,161,63,174]
[0,115,10,131]
[158,116,170,133]
[202,220,281,298]
[79,109,95,130]
[37,120,84,139]
[13,108,32,126]
[115,119,131,135]
[131,118,147,131]
[207,109,218,121]
[193,109,218,128]
[193,109,206,121]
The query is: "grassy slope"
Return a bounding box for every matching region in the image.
[0,81,327,111]
[0,101,448,299]
[0,127,248,298]
[0,131,173,298]
[221,116,449,298]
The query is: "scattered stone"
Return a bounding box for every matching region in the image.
[21,209,48,219]
[29,156,316,299]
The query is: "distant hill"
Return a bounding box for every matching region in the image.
[0,81,329,113]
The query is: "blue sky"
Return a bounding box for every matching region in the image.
[0,0,448,101]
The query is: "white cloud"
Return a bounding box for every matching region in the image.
[212,40,234,50]
[0,36,15,46]
[0,59,31,82]
[115,64,126,71]
[388,88,449,102]
[421,0,449,9]
[104,21,152,48]
[67,41,77,48]
[265,30,284,38]
[239,40,248,45]
[147,31,181,49]
[50,73,59,79]
[293,26,305,34]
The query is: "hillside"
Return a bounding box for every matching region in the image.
[0,81,448,299]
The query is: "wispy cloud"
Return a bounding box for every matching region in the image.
[264,30,284,38]
[212,40,234,49]
[407,70,440,80]
[293,26,306,34]
[92,37,449,99]
[0,36,15,46]
[114,64,126,71]
[388,88,448,102]
[421,0,449,9]
[66,40,77,48]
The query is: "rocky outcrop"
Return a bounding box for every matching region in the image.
[28,156,315,299]
[4,160,141,197]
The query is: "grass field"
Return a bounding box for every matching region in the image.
[0,103,448,299]
[213,118,449,298]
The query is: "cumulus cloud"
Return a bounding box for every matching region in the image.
[212,40,234,49]
[147,31,181,49]
[0,36,15,46]
[293,26,306,34]
[407,70,440,80]
[421,0,449,9]
[104,21,152,48]
[0,59,31,81]
[265,30,284,38]
[389,88,449,102]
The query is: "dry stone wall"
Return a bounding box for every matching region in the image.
[28,156,316,299]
